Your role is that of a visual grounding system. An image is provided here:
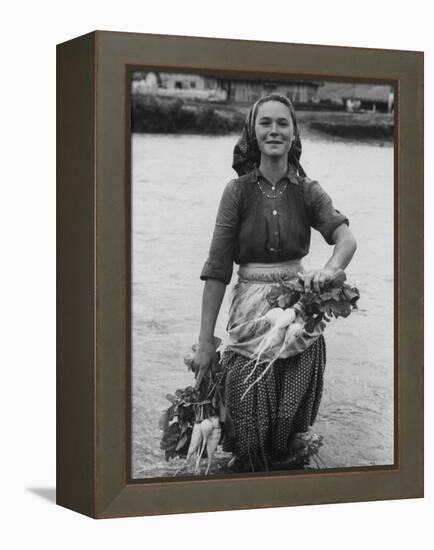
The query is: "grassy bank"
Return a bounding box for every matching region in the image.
[297,110,394,140]
[131,95,394,140]
[131,95,245,134]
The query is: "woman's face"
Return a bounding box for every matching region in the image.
[254,100,294,160]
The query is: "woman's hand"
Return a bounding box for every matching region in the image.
[297,224,356,293]
[193,340,218,389]
[297,267,339,293]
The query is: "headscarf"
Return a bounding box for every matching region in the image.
[232,93,306,178]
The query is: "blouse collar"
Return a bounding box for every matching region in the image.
[251,164,300,186]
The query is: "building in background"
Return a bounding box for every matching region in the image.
[318,82,394,113]
[132,71,227,101]
[343,84,394,113]
[131,73,393,113]
[225,79,321,105]
[131,71,322,106]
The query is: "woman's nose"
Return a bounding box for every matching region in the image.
[270,122,279,134]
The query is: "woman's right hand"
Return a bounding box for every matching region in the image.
[193,340,218,389]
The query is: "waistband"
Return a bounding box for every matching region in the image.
[237,259,303,283]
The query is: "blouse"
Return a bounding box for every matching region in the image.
[200,165,349,285]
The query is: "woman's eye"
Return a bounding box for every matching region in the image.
[258,120,289,127]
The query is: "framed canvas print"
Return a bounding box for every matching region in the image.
[57,31,423,518]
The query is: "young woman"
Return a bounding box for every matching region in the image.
[194,94,357,471]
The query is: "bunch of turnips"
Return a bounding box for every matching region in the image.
[159,339,225,476]
[228,269,360,399]
[267,269,359,333]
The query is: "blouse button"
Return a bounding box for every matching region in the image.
[272,210,277,216]
[272,186,276,191]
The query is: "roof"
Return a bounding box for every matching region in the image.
[230,79,322,88]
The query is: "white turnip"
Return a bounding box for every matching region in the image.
[205,419,221,475]
[195,418,214,473]
[173,421,203,476]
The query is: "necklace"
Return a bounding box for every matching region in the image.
[256,177,288,200]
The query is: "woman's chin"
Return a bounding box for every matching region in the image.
[262,148,287,159]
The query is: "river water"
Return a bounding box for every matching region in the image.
[131,129,394,478]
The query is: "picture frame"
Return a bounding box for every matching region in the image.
[57,30,423,518]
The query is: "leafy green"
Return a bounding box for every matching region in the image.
[159,346,224,461]
[266,273,360,334]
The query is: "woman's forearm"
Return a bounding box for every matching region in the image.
[198,278,226,344]
[324,224,357,272]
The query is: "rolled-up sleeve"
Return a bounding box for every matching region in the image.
[306,179,349,245]
[200,179,240,285]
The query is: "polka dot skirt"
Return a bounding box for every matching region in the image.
[221,335,326,465]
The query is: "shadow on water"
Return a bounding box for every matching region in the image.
[27,487,56,504]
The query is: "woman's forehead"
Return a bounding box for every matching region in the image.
[256,100,292,119]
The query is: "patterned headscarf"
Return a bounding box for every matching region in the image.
[232,93,306,178]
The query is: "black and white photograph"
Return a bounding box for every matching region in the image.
[130,70,395,479]
[5,0,430,538]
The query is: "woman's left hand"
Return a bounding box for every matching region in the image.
[297,267,338,293]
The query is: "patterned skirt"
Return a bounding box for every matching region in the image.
[221,339,326,464]
[220,261,327,466]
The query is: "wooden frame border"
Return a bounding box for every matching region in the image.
[57,31,423,518]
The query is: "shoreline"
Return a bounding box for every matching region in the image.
[131,95,394,141]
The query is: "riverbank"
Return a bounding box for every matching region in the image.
[298,110,394,140]
[131,95,246,134]
[131,95,394,140]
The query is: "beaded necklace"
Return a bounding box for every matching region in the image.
[256,177,288,200]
